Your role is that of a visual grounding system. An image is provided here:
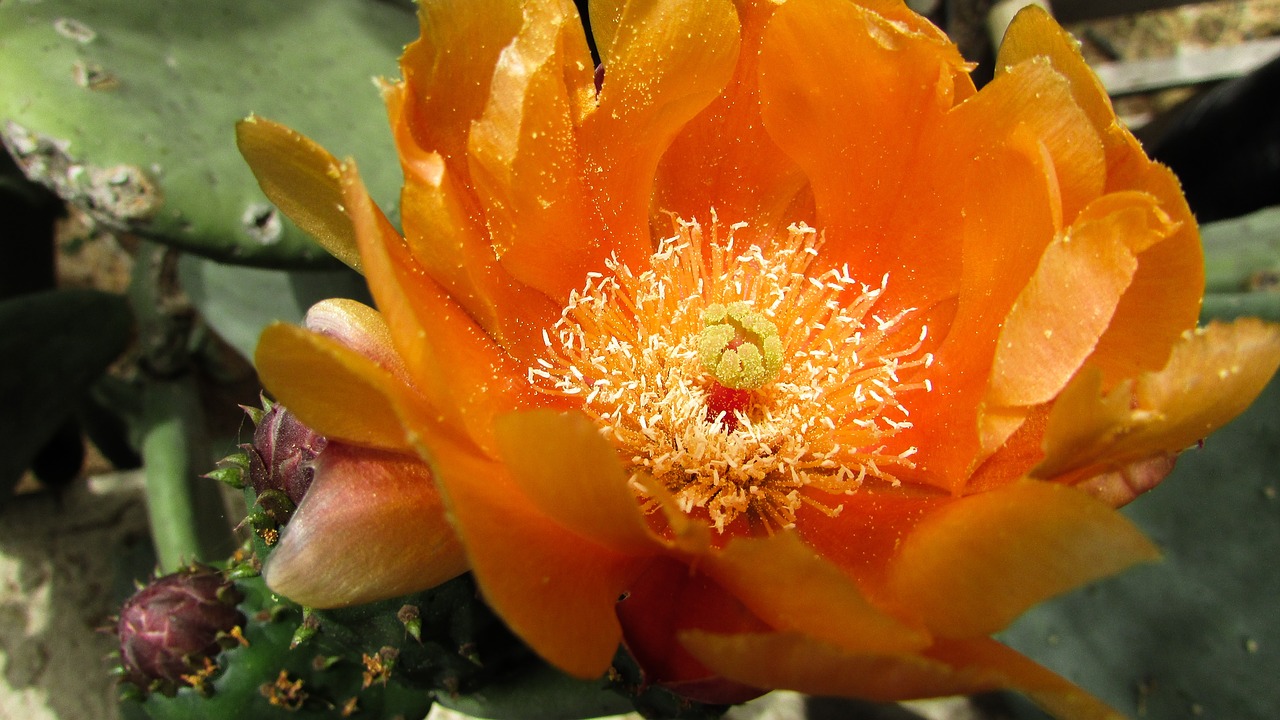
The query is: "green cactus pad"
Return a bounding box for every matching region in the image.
[0,0,413,267]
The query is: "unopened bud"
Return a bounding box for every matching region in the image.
[246,403,326,505]
[115,565,245,696]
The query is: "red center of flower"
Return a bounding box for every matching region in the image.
[705,382,751,430]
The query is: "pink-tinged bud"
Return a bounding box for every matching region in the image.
[116,566,245,696]
[247,403,326,505]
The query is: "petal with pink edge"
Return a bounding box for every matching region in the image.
[264,443,467,607]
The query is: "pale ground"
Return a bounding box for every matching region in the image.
[0,472,150,720]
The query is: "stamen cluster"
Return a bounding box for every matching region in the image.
[532,219,932,532]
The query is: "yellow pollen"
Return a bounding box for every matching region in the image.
[532,218,933,533]
[699,302,784,390]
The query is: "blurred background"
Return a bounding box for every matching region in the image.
[2,0,1278,718]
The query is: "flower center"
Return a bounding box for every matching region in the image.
[531,219,932,533]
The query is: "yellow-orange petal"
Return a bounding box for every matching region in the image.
[998,8,1205,388]
[929,638,1126,720]
[987,191,1175,409]
[887,480,1158,638]
[236,116,360,272]
[422,429,643,678]
[584,0,741,259]
[758,0,970,310]
[1037,318,1280,479]
[467,0,603,302]
[703,533,930,654]
[1087,163,1203,387]
[255,323,413,452]
[263,443,466,608]
[683,631,1123,718]
[935,58,1104,229]
[341,162,529,456]
[997,7,1118,156]
[680,630,1005,702]
[492,410,653,554]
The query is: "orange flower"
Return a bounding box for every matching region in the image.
[239,1,1280,717]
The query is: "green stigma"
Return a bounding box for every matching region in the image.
[698,302,783,390]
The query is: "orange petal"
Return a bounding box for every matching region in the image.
[964,405,1051,494]
[263,443,466,607]
[236,116,359,271]
[492,410,653,554]
[584,0,741,261]
[423,430,643,678]
[255,323,414,452]
[616,557,770,694]
[887,480,1158,638]
[387,83,559,362]
[651,0,807,239]
[905,59,1111,481]
[905,127,1057,490]
[987,191,1176,408]
[703,533,930,654]
[997,6,1151,199]
[996,6,1118,157]
[467,0,605,302]
[795,491,951,589]
[1037,318,1280,478]
[683,631,1123,717]
[758,0,971,311]
[398,0,522,171]
[936,58,1104,227]
[341,162,530,456]
[1073,453,1178,508]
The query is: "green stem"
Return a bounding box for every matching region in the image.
[140,376,232,571]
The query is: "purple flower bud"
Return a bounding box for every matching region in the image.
[246,404,326,505]
[116,566,245,695]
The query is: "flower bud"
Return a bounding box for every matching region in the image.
[246,403,326,505]
[116,565,245,696]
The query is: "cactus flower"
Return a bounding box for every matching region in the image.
[239,1,1280,717]
[115,565,245,696]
